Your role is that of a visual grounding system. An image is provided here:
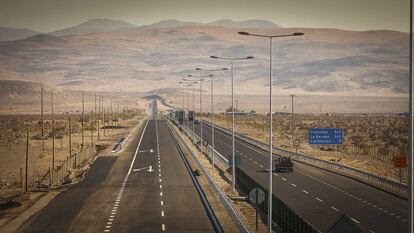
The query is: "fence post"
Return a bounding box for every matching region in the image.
[20,168,23,195]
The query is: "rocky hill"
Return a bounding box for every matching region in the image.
[0,19,409,97]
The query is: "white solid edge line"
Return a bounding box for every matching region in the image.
[331,206,340,212]
[127,116,151,175]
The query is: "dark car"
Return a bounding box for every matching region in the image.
[274,156,294,172]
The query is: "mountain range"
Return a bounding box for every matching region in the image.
[0,18,409,97]
[145,19,280,29]
[49,18,137,36]
[0,18,281,40]
[0,26,39,42]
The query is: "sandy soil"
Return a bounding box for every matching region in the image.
[166,93,409,114]
[0,110,146,201]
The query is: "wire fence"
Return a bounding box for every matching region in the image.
[35,145,96,188]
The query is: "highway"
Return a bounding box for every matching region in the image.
[16,102,217,233]
[188,119,409,233]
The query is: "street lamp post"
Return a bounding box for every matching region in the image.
[291,94,295,141]
[408,1,413,232]
[195,68,227,168]
[210,55,254,192]
[238,31,304,233]
[187,84,190,130]
[183,78,200,144]
[181,80,196,135]
[188,75,212,147]
[192,82,195,143]
[178,81,185,111]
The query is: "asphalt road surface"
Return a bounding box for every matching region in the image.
[16,104,216,233]
[187,119,408,233]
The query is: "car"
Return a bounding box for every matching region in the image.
[274,156,294,172]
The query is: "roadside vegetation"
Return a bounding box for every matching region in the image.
[0,109,144,201]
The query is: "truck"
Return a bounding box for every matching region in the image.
[177,110,184,125]
[274,156,294,172]
[189,111,195,122]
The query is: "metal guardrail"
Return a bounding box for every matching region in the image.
[201,120,408,198]
[172,119,230,171]
[167,124,224,233]
[167,119,250,233]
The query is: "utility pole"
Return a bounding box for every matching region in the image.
[81,91,84,149]
[116,105,118,127]
[51,92,55,186]
[102,97,106,136]
[235,99,238,126]
[97,96,100,141]
[319,105,322,123]
[41,87,44,151]
[94,93,97,120]
[20,168,23,195]
[69,115,72,168]
[122,105,124,126]
[25,128,29,193]
[110,98,113,128]
[291,94,295,140]
[91,110,94,146]
[94,93,97,140]
[103,109,106,136]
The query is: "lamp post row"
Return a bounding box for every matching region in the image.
[178,26,413,233]
[210,55,254,192]
[178,31,304,233]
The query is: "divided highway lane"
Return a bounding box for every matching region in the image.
[17,106,216,233]
[16,119,145,233]
[105,113,215,232]
[190,121,408,233]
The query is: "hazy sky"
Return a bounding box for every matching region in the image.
[0,0,410,33]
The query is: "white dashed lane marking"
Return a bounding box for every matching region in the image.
[331,206,340,212]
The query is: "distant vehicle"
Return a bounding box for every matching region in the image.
[194,119,200,125]
[274,156,294,172]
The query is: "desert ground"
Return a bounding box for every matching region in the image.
[199,112,409,183]
[0,108,147,200]
[166,93,409,114]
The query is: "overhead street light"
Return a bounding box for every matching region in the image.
[408,1,413,233]
[187,74,211,145]
[238,31,304,38]
[181,79,197,131]
[210,55,254,192]
[196,67,229,71]
[178,81,186,111]
[196,68,228,169]
[238,30,304,233]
